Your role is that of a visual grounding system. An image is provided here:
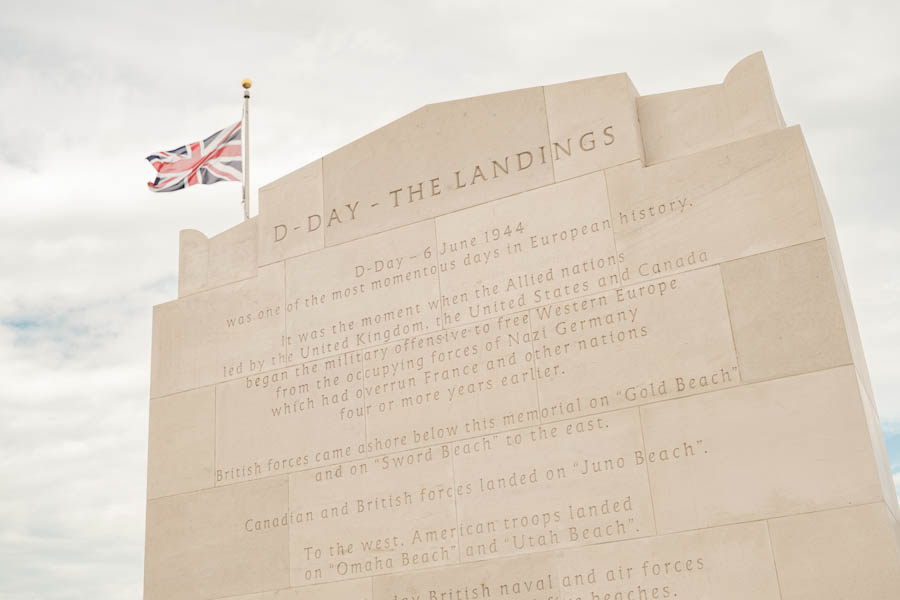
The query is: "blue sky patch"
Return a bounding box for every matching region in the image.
[884,429,900,474]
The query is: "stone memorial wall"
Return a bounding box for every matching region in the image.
[144,54,900,600]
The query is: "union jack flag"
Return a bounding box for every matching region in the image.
[146,122,242,192]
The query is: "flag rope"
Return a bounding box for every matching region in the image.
[241,79,251,221]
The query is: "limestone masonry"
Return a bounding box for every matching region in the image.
[145,54,900,600]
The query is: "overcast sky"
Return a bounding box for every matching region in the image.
[1,1,898,598]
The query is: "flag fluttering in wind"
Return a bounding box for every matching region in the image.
[146,122,242,193]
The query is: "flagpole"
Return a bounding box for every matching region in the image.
[241,79,252,221]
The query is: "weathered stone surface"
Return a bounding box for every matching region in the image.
[145,54,898,600]
[258,160,325,266]
[147,385,215,499]
[288,450,458,584]
[642,366,882,533]
[769,503,900,599]
[638,52,784,164]
[448,409,655,560]
[433,170,618,327]
[858,376,900,521]
[144,478,290,600]
[179,218,258,297]
[283,220,442,363]
[721,238,852,382]
[544,73,643,180]
[215,353,367,486]
[532,265,739,416]
[322,87,554,245]
[150,261,285,398]
[372,521,781,600]
[232,579,371,600]
[606,126,825,283]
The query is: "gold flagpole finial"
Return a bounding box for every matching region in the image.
[242,79,252,89]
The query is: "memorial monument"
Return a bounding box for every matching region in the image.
[144,53,900,599]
